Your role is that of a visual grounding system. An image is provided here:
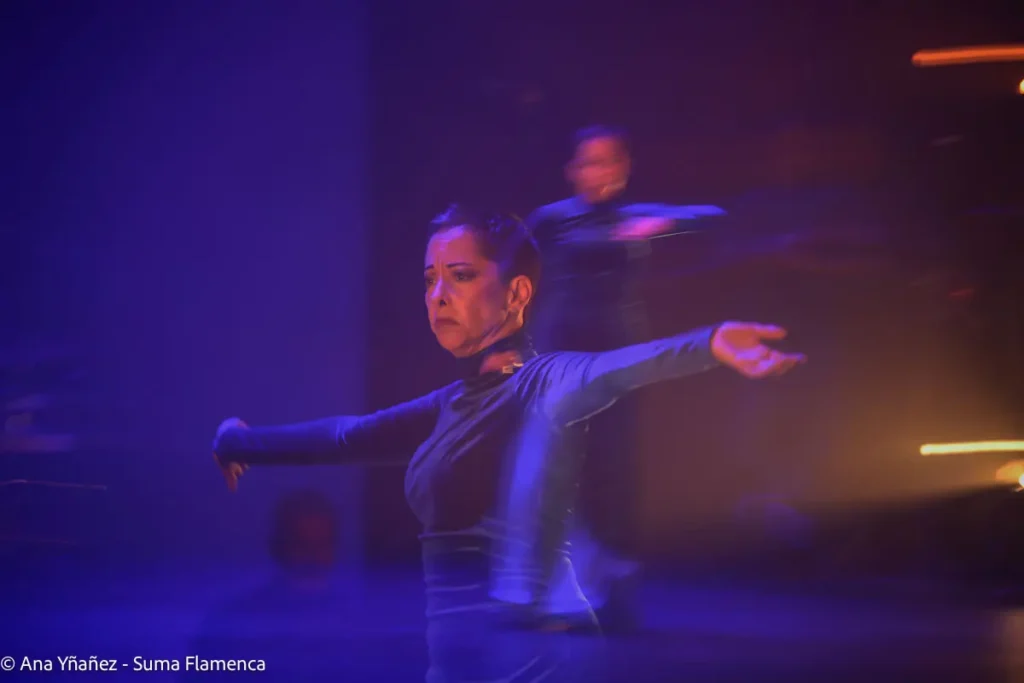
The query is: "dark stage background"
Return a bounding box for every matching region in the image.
[3,0,369,570]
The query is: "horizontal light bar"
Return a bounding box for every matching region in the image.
[921,440,1024,456]
[912,44,1024,67]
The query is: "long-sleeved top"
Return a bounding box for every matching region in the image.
[214,326,719,539]
[526,195,723,352]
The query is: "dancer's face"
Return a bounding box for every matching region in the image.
[567,136,631,204]
[424,226,532,358]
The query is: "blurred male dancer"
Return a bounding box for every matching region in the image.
[526,125,723,632]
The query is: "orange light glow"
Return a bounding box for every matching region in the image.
[996,461,1024,485]
[1019,78,1024,95]
[921,440,1024,456]
[912,44,1024,67]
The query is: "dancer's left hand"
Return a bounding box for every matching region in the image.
[711,322,806,379]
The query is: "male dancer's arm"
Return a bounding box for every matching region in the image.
[615,202,726,240]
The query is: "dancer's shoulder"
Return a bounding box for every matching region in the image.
[527,197,581,227]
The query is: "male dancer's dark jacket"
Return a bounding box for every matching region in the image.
[527,195,718,353]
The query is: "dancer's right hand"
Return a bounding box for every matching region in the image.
[213,417,249,492]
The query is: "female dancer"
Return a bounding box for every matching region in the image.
[211,204,805,681]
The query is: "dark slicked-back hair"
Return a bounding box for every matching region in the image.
[572,124,631,157]
[428,203,541,318]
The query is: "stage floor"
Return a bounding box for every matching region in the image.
[5,564,1024,682]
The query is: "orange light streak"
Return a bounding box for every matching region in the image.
[912,44,1024,67]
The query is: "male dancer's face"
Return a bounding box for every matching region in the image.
[566,136,631,204]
